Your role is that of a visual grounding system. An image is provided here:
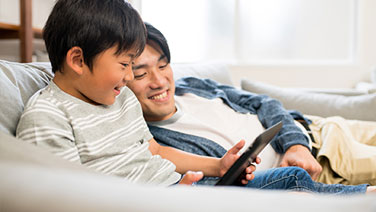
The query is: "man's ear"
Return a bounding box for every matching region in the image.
[66,46,85,75]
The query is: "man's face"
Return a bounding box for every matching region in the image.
[127,43,176,122]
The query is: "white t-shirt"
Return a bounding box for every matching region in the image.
[150,93,301,170]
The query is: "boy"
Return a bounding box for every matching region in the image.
[16,0,256,186]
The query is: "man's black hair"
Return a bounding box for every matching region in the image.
[43,0,146,73]
[144,22,171,63]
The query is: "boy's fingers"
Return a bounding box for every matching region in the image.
[179,171,204,185]
[255,157,261,164]
[228,140,245,154]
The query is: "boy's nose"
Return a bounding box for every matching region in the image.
[124,68,134,82]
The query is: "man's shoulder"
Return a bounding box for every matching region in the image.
[175,77,219,90]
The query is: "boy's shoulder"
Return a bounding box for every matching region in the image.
[23,82,64,111]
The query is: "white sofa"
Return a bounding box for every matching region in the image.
[1,60,375,212]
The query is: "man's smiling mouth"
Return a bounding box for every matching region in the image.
[149,91,168,100]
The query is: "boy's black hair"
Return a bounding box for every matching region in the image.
[43,0,146,73]
[144,22,171,63]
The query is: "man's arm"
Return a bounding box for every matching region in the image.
[176,77,310,153]
[204,78,322,178]
[175,77,321,178]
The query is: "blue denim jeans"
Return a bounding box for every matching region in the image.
[195,167,367,195]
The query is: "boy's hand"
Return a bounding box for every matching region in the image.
[219,140,260,185]
[178,171,204,185]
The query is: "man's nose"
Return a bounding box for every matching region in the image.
[150,70,166,89]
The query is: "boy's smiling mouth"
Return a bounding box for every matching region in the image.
[114,86,122,95]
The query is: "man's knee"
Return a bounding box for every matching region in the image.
[277,166,313,186]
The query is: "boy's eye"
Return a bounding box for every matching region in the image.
[121,63,129,67]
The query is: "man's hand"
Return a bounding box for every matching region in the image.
[219,140,260,185]
[280,145,322,180]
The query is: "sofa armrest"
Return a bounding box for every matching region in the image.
[241,79,376,121]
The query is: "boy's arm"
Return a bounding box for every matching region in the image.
[148,138,220,176]
[16,104,81,163]
[148,138,256,183]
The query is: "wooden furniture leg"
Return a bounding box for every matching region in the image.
[20,0,33,63]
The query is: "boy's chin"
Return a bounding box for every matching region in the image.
[98,98,116,106]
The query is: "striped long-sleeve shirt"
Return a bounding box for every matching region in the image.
[16,81,180,185]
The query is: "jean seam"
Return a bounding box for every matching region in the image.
[259,174,313,192]
[259,174,295,189]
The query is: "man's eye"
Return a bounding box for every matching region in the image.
[159,64,168,69]
[134,72,146,79]
[121,63,129,67]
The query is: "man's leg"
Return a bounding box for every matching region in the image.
[246,167,367,194]
[344,119,376,146]
[308,115,376,185]
[196,167,367,194]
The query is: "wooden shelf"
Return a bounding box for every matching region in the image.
[0,22,43,39]
[0,0,43,63]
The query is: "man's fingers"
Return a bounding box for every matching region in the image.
[309,165,322,180]
[279,160,289,167]
[281,160,322,180]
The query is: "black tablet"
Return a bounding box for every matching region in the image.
[215,121,283,186]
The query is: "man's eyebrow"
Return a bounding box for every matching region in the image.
[158,55,167,62]
[132,63,146,70]
[133,54,167,70]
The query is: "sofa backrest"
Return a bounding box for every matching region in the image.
[0,60,53,135]
[0,60,232,136]
[171,62,233,86]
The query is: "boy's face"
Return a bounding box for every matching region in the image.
[77,46,136,105]
[127,43,176,122]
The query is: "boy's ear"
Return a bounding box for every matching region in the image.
[66,46,85,75]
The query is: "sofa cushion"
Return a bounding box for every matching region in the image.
[241,79,376,121]
[0,60,53,135]
[171,62,233,86]
[1,130,376,212]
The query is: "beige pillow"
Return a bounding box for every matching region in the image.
[241,79,376,121]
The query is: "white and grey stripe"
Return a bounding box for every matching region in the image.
[16,81,181,185]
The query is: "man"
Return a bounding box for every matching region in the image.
[127,22,376,185]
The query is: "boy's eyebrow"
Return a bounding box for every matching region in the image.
[133,54,167,70]
[128,53,136,59]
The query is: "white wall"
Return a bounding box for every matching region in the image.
[1,0,375,89]
[230,0,376,89]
